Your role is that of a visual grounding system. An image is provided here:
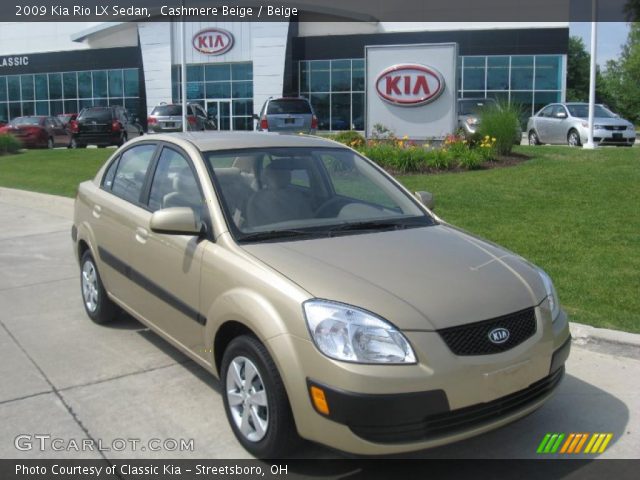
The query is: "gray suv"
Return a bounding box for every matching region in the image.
[147,103,215,133]
[255,97,317,134]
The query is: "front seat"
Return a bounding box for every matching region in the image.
[162,168,201,210]
[245,163,313,227]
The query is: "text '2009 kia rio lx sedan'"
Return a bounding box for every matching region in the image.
[72,132,570,458]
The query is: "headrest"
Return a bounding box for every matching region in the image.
[215,167,242,183]
[263,163,291,189]
[232,155,259,173]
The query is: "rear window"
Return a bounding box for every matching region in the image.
[458,99,496,115]
[79,108,112,122]
[12,117,43,126]
[151,105,183,116]
[267,99,312,115]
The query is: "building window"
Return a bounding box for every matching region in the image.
[457,54,564,122]
[172,62,254,131]
[299,59,365,131]
[0,67,141,121]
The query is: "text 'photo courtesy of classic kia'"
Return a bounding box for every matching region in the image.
[72,132,571,458]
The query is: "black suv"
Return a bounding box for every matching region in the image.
[70,106,143,148]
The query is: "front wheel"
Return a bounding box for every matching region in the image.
[80,251,116,324]
[221,335,298,458]
[567,130,581,147]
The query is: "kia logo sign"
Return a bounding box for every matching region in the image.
[193,28,234,55]
[375,64,445,107]
[488,328,510,345]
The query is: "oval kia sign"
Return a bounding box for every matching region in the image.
[193,28,234,55]
[375,64,445,106]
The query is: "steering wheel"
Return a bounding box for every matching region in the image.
[314,197,348,218]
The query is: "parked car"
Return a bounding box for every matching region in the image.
[0,118,7,128]
[458,98,522,144]
[255,97,318,134]
[73,132,570,458]
[69,106,143,148]
[0,116,70,148]
[57,113,78,130]
[147,103,215,133]
[527,103,636,147]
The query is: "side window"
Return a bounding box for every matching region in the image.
[148,148,202,212]
[539,106,553,118]
[290,169,310,189]
[111,144,156,204]
[102,156,120,190]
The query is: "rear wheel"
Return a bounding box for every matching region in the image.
[117,133,128,147]
[80,250,116,324]
[567,130,581,147]
[528,130,540,146]
[69,138,86,149]
[221,335,298,458]
[47,137,54,149]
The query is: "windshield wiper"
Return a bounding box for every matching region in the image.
[239,229,319,243]
[325,220,411,234]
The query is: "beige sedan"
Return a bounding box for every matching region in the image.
[72,132,570,457]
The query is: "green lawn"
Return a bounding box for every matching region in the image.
[1,145,638,332]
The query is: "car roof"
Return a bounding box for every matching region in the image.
[137,132,343,151]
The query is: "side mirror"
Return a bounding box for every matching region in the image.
[415,191,435,210]
[555,111,567,119]
[150,207,203,235]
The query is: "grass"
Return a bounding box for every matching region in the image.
[1,145,638,332]
[400,146,640,333]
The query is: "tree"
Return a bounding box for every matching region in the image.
[600,22,640,123]
[567,36,591,102]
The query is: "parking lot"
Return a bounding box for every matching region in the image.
[0,187,639,461]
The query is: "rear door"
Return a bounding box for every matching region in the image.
[126,144,208,351]
[266,98,313,132]
[90,143,158,305]
[534,105,554,143]
[49,117,69,146]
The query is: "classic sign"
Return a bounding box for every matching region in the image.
[192,28,234,55]
[375,63,445,106]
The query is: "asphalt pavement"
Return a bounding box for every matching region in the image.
[0,187,638,461]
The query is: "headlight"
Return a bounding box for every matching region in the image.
[537,269,561,322]
[465,117,479,126]
[303,300,416,364]
[593,124,605,130]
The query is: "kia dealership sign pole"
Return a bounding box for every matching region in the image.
[584,0,598,149]
[180,4,187,133]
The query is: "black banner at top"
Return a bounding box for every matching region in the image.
[2,0,638,22]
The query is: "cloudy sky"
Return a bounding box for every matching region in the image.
[570,22,630,66]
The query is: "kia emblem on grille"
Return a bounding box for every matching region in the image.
[488,327,510,344]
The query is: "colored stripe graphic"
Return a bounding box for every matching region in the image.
[541,433,614,455]
[537,434,552,453]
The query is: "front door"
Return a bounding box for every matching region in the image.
[206,100,232,131]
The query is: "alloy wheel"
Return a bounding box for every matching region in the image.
[226,356,269,442]
[81,260,99,313]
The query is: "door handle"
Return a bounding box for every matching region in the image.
[135,227,149,244]
[92,205,102,219]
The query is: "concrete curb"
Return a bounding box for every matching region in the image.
[570,322,640,349]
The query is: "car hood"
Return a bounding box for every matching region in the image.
[241,225,547,331]
[576,117,632,126]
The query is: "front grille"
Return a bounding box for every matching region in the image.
[603,125,626,131]
[350,367,564,444]
[438,307,537,356]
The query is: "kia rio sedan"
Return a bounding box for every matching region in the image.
[72,132,570,458]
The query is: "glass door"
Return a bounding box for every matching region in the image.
[206,100,232,131]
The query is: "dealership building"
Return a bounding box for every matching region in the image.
[0,20,568,136]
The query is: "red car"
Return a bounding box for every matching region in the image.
[0,116,71,149]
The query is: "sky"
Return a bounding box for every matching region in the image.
[570,22,629,66]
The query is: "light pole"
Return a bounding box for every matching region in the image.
[180,2,187,133]
[584,0,598,149]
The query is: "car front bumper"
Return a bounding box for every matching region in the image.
[267,305,570,455]
[580,128,636,145]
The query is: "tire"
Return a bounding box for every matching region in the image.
[528,130,540,146]
[80,250,116,324]
[70,138,86,149]
[47,137,54,149]
[118,133,128,147]
[221,335,298,458]
[567,130,581,147]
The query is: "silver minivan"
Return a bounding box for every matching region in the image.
[255,97,318,134]
[147,103,216,133]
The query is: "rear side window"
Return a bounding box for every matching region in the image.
[102,157,120,190]
[111,144,156,204]
[79,108,112,122]
[267,99,312,114]
[151,105,182,116]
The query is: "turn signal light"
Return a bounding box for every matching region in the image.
[260,116,268,130]
[187,115,197,125]
[69,120,78,133]
[147,117,157,125]
[310,386,330,415]
[111,120,121,132]
[311,115,318,130]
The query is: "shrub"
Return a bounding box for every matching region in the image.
[478,100,522,156]
[332,130,366,149]
[0,134,21,155]
[427,148,453,170]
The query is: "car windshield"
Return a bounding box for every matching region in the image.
[204,147,435,242]
[267,99,312,114]
[458,99,497,115]
[11,117,42,126]
[79,108,112,122]
[566,104,617,118]
[151,105,183,116]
